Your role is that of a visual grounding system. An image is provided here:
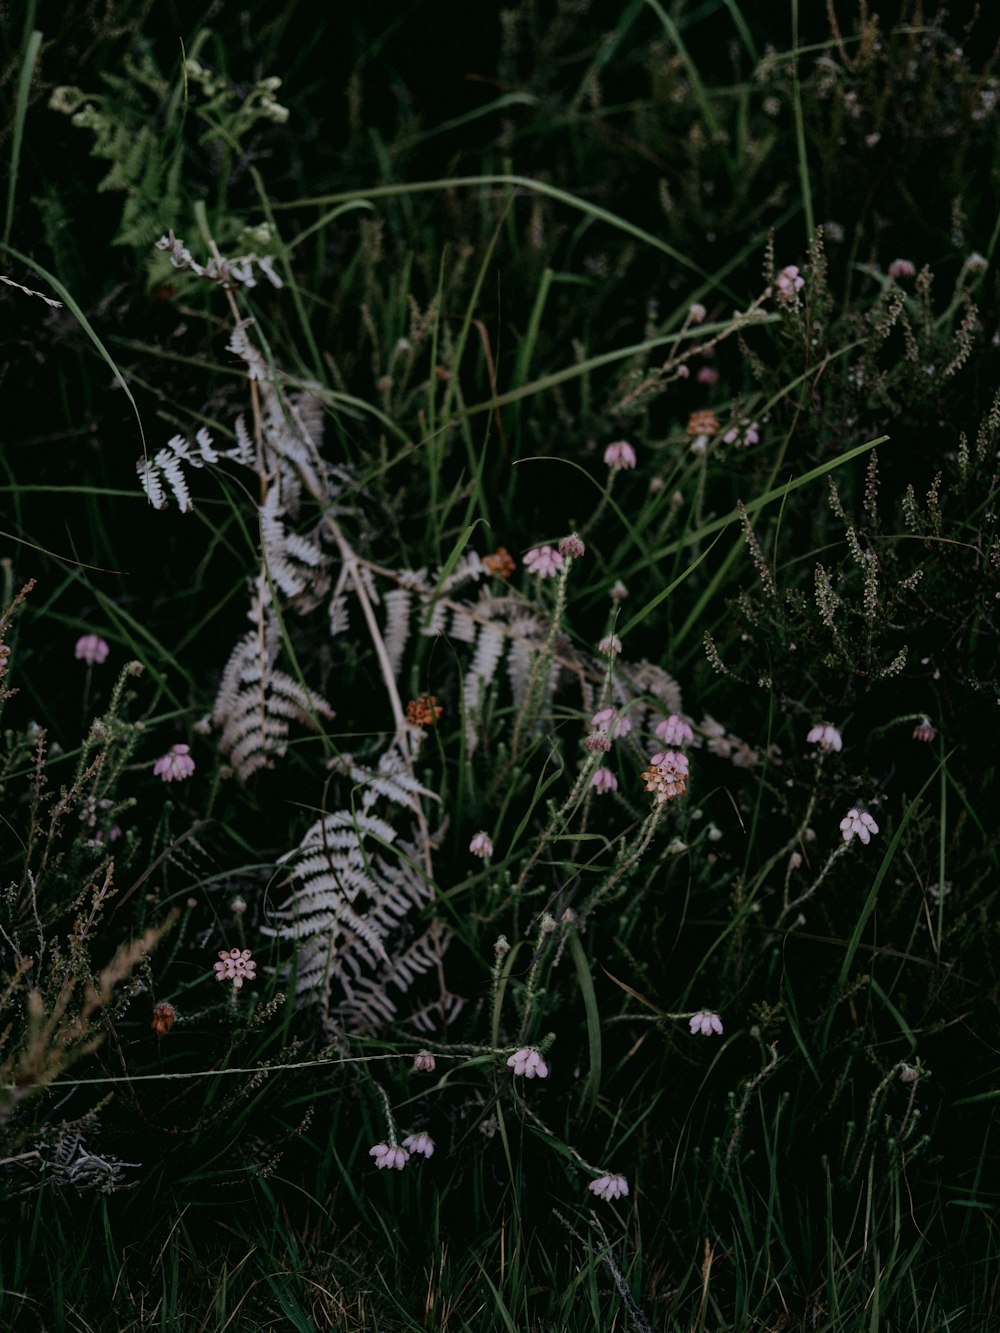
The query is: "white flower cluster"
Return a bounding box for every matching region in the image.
[840,808,879,845]
[369,1133,435,1170]
[506,1046,548,1078]
[587,1173,629,1202]
[369,1142,409,1170]
[522,546,563,578]
[689,1010,723,1036]
[469,831,493,858]
[807,723,843,752]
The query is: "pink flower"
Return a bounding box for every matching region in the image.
[588,1173,629,1202]
[591,767,618,794]
[586,732,612,753]
[506,1046,548,1078]
[523,546,564,578]
[469,831,493,858]
[402,1132,435,1158]
[94,823,123,845]
[591,707,631,739]
[641,750,689,803]
[775,265,804,301]
[696,365,719,385]
[807,723,843,752]
[153,743,195,782]
[603,440,637,470]
[213,947,257,988]
[558,533,585,559]
[369,1142,409,1170]
[840,808,878,845]
[75,634,110,665]
[688,302,707,324]
[888,258,916,279]
[689,1010,723,1036]
[912,718,936,743]
[722,420,759,447]
[655,714,693,748]
[412,1050,436,1073]
[598,634,622,656]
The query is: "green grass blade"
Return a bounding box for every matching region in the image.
[3,25,41,249]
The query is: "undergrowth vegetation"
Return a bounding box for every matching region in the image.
[1,2,999,1328]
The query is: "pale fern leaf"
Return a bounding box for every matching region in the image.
[328,593,350,636]
[506,615,545,705]
[227,320,268,382]
[448,606,478,643]
[335,922,461,1034]
[136,457,166,509]
[462,622,506,746]
[211,595,334,782]
[265,741,441,1026]
[383,588,413,676]
[420,600,448,637]
[350,745,437,812]
[440,550,485,593]
[165,432,213,470]
[231,415,255,466]
[259,488,327,599]
[154,447,192,512]
[194,426,219,463]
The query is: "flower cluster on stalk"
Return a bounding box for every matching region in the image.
[75,634,110,665]
[506,1046,548,1078]
[641,750,689,803]
[523,545,563,578]
[840,808,878,845]
[154,743,195,782]
[587,1173,629,1202]
[689,1010,723,1036]
[213,947,256,988]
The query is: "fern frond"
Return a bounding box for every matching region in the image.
[448,606,479,644]
[149,446,191,511]
[328,593,350,636]
[227,320,268,382]
[135,430,228,512]
[420,601,448,637]
[383,588,413,676]
[232,415,255,466]
[259,487,328,601]
[265,741,441,1027]
[332,921,459,1033]
[506,613,548,706]
[350,745,438,812]
[211,590,334,782]
[136,457,166,510]
[263,392,327,502]
[462,622,506,743]
[439,550,486,594]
